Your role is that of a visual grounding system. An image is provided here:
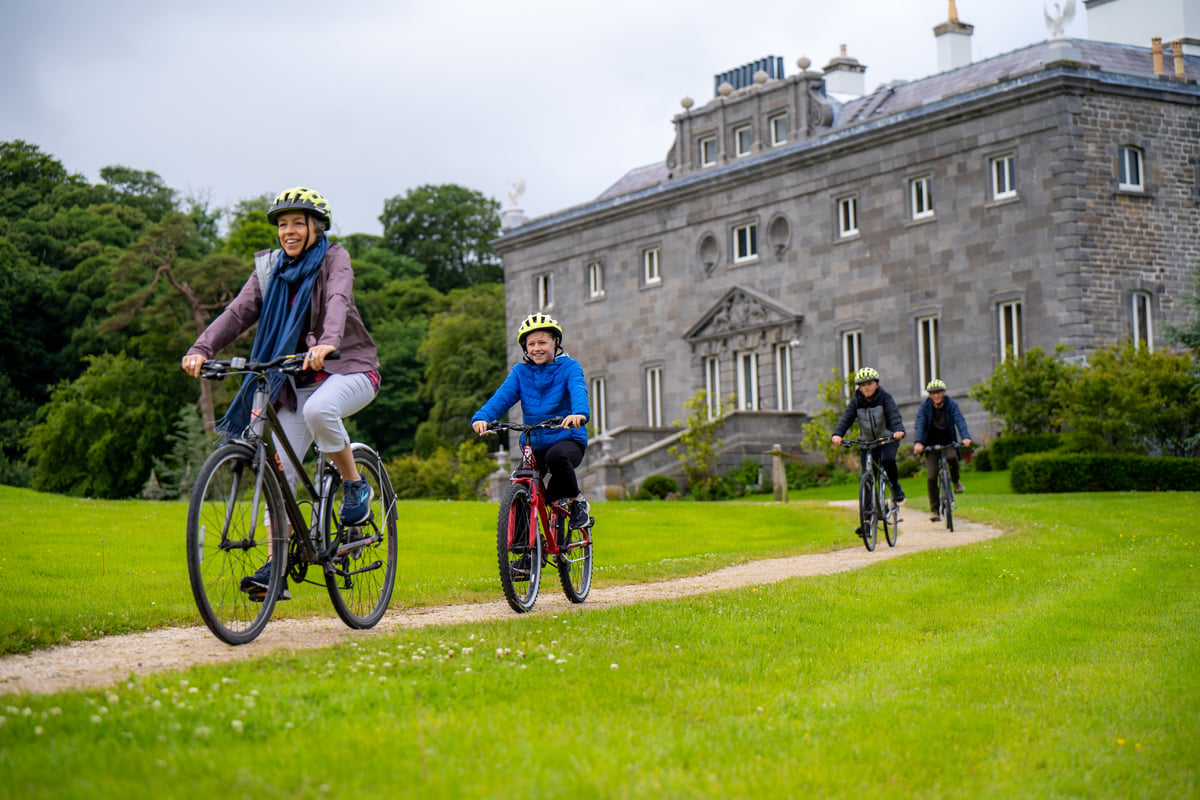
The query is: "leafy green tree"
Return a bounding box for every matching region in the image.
[99,165,176,224]
[1164,260,1200,355]
[1056,342,1200,456]
[669,390,730,500]
[802,368,848,464]
[150,405,214,498]
[969,345,1080,435]
[379,184,503,293]
[413,283,507,455]
[222,194,276,259]
[25,353,176,498]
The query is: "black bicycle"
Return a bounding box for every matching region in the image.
[924,442,960,532]
[186,353,398,644]
[841,437,900,551]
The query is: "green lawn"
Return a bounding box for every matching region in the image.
[0,478,1196,798]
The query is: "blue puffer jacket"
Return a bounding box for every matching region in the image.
[472,354,589,450]
[913,395,972,445]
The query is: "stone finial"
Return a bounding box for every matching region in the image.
[681,96,694,110]
[717,82,733,97]
[948,0,958,22]
[797,55,811,71]
[753,69,769,84]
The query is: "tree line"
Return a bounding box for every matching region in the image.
[1,139,510,498]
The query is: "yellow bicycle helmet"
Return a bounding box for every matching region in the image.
[267,186,332,228]
[517,313,563,349]
[926,378,947,392]
[854,366,880,385]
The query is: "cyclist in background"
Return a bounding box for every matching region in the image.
[831,367,907,503]
[471,313,592,529]
[912,378,973,521]
[182,187,381,596]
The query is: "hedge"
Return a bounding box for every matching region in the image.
[988,434,1064,471]
[1010,452,1200,493]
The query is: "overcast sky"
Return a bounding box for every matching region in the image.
[3,1,1088,237]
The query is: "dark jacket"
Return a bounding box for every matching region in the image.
[472,354,589,450]
[833,386,906,441]
[913,395,972,445]
[187,244,379,374]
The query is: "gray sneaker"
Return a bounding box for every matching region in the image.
[568,498,591,529]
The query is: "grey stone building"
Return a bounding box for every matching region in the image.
[492,0,1200,496]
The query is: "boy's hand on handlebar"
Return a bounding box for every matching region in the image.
[181,354,206,378]
[472,421,493,436]
[962,438,971,447]
[561,414,587,430]
[831,435,843,446]
[893,431,905,441]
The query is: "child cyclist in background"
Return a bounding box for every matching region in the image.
[472,313,592,529]
[831,367,907,503]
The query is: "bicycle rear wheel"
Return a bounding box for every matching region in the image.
[186,444,288,645]
[858,472,878,551]
[557,515,593,603]
[882,477,899,547]
[324,444,398,629]
[497,483,542,612]
[940,462,955,532]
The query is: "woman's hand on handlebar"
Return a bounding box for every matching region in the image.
[913,442,925,455]
[181,354,206,378]
[561,414,587,430]
[304,344,337,372]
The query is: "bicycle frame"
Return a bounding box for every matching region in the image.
[505,431,568,558]
[842,436,898,551]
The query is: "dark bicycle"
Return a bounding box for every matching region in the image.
[186,353,398,645]
[841,437,900,551]
[485,418,594,613]
[924,442,960,531]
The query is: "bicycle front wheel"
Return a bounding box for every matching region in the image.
[324,444,398,629]
[940,462,955,532]
[882,478,899,547]
[859,472,878,551]
[497,483,542,612]
[186,444,288,645]
[557,515,593,604]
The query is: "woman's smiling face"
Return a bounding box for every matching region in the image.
[277,211,314,258]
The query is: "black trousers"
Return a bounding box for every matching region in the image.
[923,447,961,510]
[534,439,587,502]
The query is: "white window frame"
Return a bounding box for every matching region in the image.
[837,195,859,238]
[590,376,607,435]
[1131,291,1154,351]
[998,301,1023,362]
[842,329,862,398]
[643,247,661,286]
[1118,146,1144,191]
[734,125,753,157]
[774,343,793,411]
[736,350,759,411]
[991,154,1016,200]
[704,356,721,420]
[733,222,758,263]
[769,114,788,146]
[645,366,663,427]
[536,272,553,309]
[587,260,605,299]
[917,315,940,390]
[909,175,934,220]
[700,136,718,167]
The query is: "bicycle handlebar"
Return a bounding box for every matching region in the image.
[839,437,892,450]
[921,442,961,451]
[199,351,340,380]
[485,417,565,433]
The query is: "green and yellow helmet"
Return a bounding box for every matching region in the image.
[517,313,563,349]
[267,186,332,228]
[854,366,880,385]
[925,378,947,392]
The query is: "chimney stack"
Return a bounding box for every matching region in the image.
[1152,37,1164,75]
[1172,39,1186,77]
[822,45,867,98]
[933,0,974,72]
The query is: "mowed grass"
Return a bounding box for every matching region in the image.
[0,478,1197,798]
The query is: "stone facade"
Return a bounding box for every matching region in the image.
[493,38,1200,494]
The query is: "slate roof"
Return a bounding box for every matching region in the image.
[591,38,1200,204]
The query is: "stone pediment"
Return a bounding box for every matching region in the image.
[684,286,803,345]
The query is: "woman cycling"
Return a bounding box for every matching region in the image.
[831,366,907,503]
[182,187,381,596]
[471,313,592,529]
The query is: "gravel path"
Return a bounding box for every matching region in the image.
[0,504,1003,696]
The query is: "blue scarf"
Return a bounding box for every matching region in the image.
[216,235,330,439]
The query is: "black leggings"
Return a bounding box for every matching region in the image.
[535,439,587,502]
[860,441,900,490]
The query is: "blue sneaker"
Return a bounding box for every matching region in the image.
[340,479,372,526]
[240,561,291,601]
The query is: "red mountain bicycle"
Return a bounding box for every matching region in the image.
[485,419,594,612]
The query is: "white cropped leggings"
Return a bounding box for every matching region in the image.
[272,372,376,491]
